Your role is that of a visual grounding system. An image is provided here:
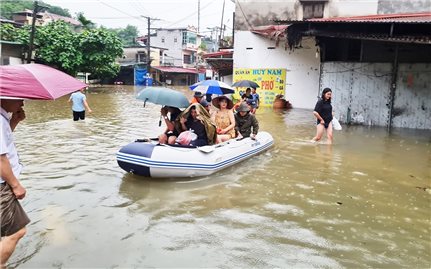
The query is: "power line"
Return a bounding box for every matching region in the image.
[165,0,215,28]
[97,0,146,23]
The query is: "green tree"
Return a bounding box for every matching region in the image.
[0,0,33,20]
[0,23,21,41]
[34,21,83,74]
[76,12,95,29]
[112,25,139,46]
[44,4,71,17]
[199,42,207,51]
[78,28,123,78]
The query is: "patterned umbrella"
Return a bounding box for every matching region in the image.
[189,79,235,95]
[136,87,190,108]
[0,64,87,100]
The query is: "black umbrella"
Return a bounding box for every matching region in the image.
[232,80,260,89]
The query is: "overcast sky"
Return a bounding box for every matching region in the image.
[43,0,235,36]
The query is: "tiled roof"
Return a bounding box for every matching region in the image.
[43,12,81,26]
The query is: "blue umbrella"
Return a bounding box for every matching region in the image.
[136,87,190,108]
[190,79,235,95]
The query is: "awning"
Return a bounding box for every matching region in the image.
[152,66,199,74]
[201,50,233,77]
[202,50,233,58]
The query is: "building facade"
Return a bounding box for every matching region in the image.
[233,0,431,129]
[0,41,24,65]
[148,26,202,68]
[12,10,81,28]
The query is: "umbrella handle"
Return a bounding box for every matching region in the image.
[159,115,162,127]
[144,99,147,107]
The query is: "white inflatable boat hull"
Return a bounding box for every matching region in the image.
[117,131,274,178]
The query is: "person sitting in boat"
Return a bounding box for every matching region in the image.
[211,95,236,143]
[190,91,204,104]
[233,94,251,113]
[158,106,182,144]
[177,104,217,146]
[199,99,211,113]
[235,102,259,140]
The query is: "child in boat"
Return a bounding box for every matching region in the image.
[235,102,259,139]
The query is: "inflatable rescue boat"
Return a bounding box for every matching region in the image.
[117,131,274,178]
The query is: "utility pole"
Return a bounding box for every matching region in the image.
[27,1,47,63]
[219,0,225,47]
[198,0,200,34]
[141,16,159,71]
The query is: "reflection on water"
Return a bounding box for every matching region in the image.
[8,86,430,268]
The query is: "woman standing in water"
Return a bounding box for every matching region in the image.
[312,88,333,144]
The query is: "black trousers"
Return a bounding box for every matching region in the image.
[73,110,85,121]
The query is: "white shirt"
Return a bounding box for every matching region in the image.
[0,107,23,183]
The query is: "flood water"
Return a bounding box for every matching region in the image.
[8,85,431,268]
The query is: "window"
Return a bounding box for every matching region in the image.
[300,0,326,19]
[174,37,177,43]
[2,57,10,65]
[182,31,197,45]
[137,52,147,63]
[161,37,165,43]
[182,32,187,45]
[183,54,191,64]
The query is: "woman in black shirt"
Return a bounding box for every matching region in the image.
[312,88,333,144]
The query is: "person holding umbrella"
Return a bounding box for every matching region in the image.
[158,106,182,144]
[0,99,30,267]
[0,63,88,267]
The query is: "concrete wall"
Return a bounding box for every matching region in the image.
[393,63,431,129]
[326,0,378,18]
[152,29,183,67]
[377,0,431,14]
[321,62,431,129]
[234,31,320,109]
[0,43,23,65]
[321,62,392,126]
[120,47,161,66]
[235,0,379,30]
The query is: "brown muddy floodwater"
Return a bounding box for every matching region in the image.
[8,85,431,268]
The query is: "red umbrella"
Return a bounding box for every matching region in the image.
[0,64,87,100]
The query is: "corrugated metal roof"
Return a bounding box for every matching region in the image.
[152,66,199,74]
[251,25,288,38]
[202,50,233,58]
[275,12,431,24]
[307,32,431,44]
[0,40,23,45]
